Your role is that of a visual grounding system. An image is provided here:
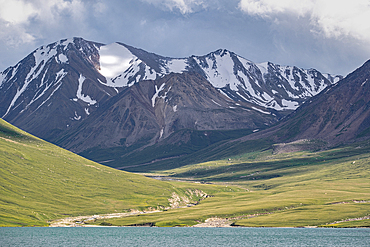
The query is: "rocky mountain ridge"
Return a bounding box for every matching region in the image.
[100,41,342,111]
[0,38,342,120]
[237,59,370,148]
[56,72,277,153]
[0,37,344,169]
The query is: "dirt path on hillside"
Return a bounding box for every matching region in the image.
[50,191,208,227]
[0,136,30,146]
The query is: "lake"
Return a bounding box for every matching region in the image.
[1,227,369,246]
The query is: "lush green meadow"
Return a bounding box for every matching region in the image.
[1,118,369,227]
[92,142,370,227]
[0,119,208,226]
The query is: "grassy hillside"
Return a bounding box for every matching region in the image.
[0,119,209,227]
[91,141,370,227]
[1,117,369,227]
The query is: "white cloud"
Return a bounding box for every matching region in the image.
[239,0,370,43]
[0,0,85,24]
[0,0,86,46]
[0,0,37,24]
[93,1,107,16]
[0,21,35,46]
[239,0,313,17]
[140,0,207,14]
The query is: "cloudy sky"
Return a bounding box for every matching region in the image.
[1,0,370,75]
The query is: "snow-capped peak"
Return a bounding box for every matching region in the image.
[99,43,137,78]
[94,42,342,111]
[97,42,159,87]
[0,37,343,121]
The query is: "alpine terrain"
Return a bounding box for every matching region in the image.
[1,38,370,229]
[0,37,342,170]
[234,59,370,150]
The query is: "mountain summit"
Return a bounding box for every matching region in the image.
[236,59,370,150]
[276,59,370,145]
[0,37,343,169]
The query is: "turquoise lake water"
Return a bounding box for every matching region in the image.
[1,227,369,246]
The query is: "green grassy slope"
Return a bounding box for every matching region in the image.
[92,142,370,227]
[1,117,369,227]
[0,119,207,227]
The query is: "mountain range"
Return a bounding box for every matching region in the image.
[1,37,360,171]
[242,59,370,146]
[2,37,370,229]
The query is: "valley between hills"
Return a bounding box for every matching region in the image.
[0,38,369,227]
[0,117,369,227]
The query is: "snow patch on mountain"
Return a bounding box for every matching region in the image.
[333,76,341,83]
[211,99,221,106]
[33,45,57,68]
[0,72,5,87]
[256,62,268,75]
[1,41,74,117]
[76,75,97,105]
[3,64,21,85]
[152,83,166,107]
[33,69,67,112]
[192,52,316,111]
[163,59,187,73]
[4,44,63,117]
[58,38,74,51]
[21,71,54,113]
[74,111,81,120]
[2,62,41,118]
[220,90,233,101]
[193,51,235,89]
[58,54,68,64]
[144,66,157,81]
[362,79,368,86]
[282,99,299,109]
[236,70,259,98]
[236,91,249,102]
[159,128,164,139]
[24,51,51,86]
[159,85,171,102]
[56,69,68,82]
[99,43,135,78]
[251,106,271,115]
[98,43,160,87]
[113,58,157,87]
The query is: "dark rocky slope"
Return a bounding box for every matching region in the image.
[238,59,370,147]
[56,72,277,154]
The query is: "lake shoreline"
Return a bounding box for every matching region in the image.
[47,213,370,228]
